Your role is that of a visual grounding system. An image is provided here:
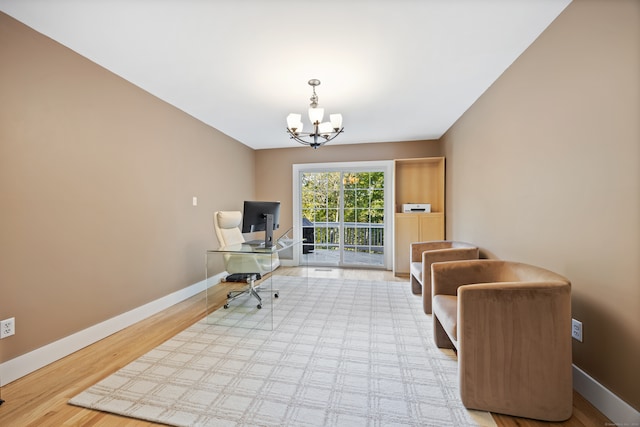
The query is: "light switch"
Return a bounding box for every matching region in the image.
[192,196,198,206]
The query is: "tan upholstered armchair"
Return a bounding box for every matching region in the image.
[409,241,479,314]
[431,259,572,421]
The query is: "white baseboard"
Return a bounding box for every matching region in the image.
[0,273,226,386]
[573,364,640,425]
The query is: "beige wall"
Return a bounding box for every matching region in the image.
[255,140,442,234]
[0,13,255,362]
[441,0,639,410]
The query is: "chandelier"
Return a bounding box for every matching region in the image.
[286,79,344,149]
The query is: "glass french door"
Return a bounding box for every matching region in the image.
[293,161,393,269]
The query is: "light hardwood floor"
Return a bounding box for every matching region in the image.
[0,268,611,427]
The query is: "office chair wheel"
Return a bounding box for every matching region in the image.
[257,304,262,309]
[224,304,229,309]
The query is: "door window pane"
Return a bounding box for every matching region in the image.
[300,169,385,267]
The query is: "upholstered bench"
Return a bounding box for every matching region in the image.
[431,259,573,422]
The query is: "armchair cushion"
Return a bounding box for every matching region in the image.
[432,294,458,341]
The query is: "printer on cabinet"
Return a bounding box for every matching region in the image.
[402,203,431,213]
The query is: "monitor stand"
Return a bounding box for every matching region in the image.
[263,213,274,248]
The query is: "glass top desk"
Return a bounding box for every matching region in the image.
[205,238,306,330]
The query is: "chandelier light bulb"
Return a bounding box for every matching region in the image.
[318,122,333,136]
[287,113,302,133]
[308,107,324,125]
[330,114,343,131]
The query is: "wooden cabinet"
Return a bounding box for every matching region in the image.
[394,213,445,274]
[393,157,445,275]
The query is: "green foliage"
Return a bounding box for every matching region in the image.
[301,171,386,247]
[301,171,385,223]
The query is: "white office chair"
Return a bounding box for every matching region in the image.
[213,211,280,308]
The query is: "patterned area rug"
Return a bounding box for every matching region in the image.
[69,276,496,427]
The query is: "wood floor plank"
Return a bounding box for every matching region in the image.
[0,267,611,426]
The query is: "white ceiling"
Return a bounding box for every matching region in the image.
[0,0,571,150]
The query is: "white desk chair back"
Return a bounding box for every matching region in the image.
[213,211,279,275]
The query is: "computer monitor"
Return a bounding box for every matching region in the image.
[241,201,281,247]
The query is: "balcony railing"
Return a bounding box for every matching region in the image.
[303,221,385,253]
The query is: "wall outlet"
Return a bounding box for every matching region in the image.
[571,318,583,342]
[0,317,15,339]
